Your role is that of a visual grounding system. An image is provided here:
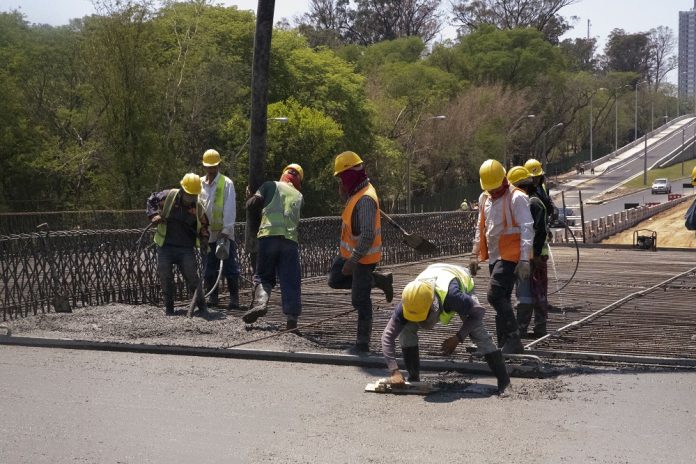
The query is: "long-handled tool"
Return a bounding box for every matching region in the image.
[379,210,437,254]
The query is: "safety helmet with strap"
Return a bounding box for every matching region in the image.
[333,151,363,176]
[479,159,506,192]
[524,158,544,176]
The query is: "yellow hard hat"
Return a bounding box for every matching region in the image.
[180,173,202,195]
[402,279,435,322]
[507,166,532,186]
[479,159,506,192]
[202,149,221,167]
[524,158,544,176]
[692,166,696,186]
[333,151,363,176]
[283,163,304,182]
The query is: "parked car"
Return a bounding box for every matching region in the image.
[651,178,671,194]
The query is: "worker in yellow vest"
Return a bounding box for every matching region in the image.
[146,173,209,316]
[470,159,533,354]
[328,151,393,354]
[382,263,510,394]
[243,164,304,332]
[199,149,240,311]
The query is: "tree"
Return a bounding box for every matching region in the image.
[647,26,677,89]
[559,37,597,72]
[450,0,579,44]
[604,29,650,82]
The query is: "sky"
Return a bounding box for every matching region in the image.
[2,0,694,82]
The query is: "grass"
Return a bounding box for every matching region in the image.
[624,159,696,188]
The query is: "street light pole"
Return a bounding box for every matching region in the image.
[540,123,564,165]
[613,85,630,154]
[634,80,648,140]
[504,114,535,168]
[590,88,607,166]
[406,115,446,213]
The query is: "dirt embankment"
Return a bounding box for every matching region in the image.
[601,199,696,248]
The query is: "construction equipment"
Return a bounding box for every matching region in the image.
[633,229,657,251]
[36,223,71,313]
[379,210,437,254]
[364,378,437,395]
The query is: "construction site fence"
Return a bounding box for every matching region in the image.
[0,211,477,321]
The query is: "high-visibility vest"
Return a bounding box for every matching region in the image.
[478,187,528,263]
[153,189,203,247]
[257,181,303,242]
[415,264,475,325]
[209,174,229,232]
[340,183,382,264]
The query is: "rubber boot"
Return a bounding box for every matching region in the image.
[226,277,240,311]
[484,350,511,394]
[501,330,524,355]
[205,277,219,307]
[286,318,301,335]
[373,272,394,303]
[195,285,209,317]
[164,306,175,316]
[532,305,548,338]
[242,284,270,323]
[345,319,372,354]
[402,346,420,382]
[532,321,547,338]
[516,303,533,338]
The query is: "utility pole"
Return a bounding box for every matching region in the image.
[643,133,648,186]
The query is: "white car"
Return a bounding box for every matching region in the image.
[651,178,671,194]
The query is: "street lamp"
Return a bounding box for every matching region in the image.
[634,80,648,140]
[504,114,535,169]
[590,88,607,166]
[613,85,631,153]
[539,122,564,165]
[406,114,446,213]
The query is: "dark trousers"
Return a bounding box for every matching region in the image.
[487,259,520,344]
[254,236,301,318]
[204,240,239,281]
[157,245,199,310]
[531,256,549,326]
[327,256,375,322]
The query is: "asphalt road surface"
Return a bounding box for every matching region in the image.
[2,346,695,464]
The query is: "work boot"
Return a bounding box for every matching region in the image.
[373,272,394,303]
[501,330,524,355]
[226,277,240,311]
[164,306,175,316]
[516,303,533,337]
[344,343,370,355]
[205,277,219,307]
[242,284,270,323]
[286,318,301,335]
[532,321,547,338]
[345,319,372,354]
[402,345,420,382]
[484,350,511,394]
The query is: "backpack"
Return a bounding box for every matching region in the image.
[685,198,696,231]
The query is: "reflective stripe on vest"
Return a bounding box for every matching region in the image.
[478,188,526,263]
[257,181,303,242]
[415,264,474,325]
[153,189,203,247]
[339,184,382,264]
[210,174,227,232]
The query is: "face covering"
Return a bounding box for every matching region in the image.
[280,171,301,190]
[488,177,509,199]
[338,167,368,195]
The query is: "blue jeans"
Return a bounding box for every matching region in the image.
[157,245,199,310]
[254,236,301,317]
[487,259,520,344]
[204,240,240,280]
[327,256,375,322]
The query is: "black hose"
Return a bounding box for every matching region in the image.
[547,222,580,296]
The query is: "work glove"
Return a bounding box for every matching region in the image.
[468,256,479,277]
[441,335,460,356]
[342,259,356,276]
[515,260,531,280]
[150,214,164,225]
[388,369,405,386]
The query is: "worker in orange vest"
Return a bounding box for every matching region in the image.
[328,151,393,354]
[469,159,534,354]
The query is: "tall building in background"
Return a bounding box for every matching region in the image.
[679,1,696,103]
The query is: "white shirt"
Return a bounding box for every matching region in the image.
[200,172,236,243]
[472,188,533,263]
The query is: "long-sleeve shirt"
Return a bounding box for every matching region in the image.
[381,278,486,371]
[529,195,548,257]
[200,172,236,243]
[347,179,376,263]
[146,189,208,248]
[471,188,534,263]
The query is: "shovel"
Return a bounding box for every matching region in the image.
[379,210,437,254]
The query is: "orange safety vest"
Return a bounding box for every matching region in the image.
[340,184,382,264]
[478,187,528,263]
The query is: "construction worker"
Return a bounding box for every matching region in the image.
[469,159,533,354]
[382,263,510,394]
[507,166,549,337]
[328,151,394,354]
[524,158,556,223]
[146,173,209,316]
[199,149,240,311]
[242,164,305,331]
